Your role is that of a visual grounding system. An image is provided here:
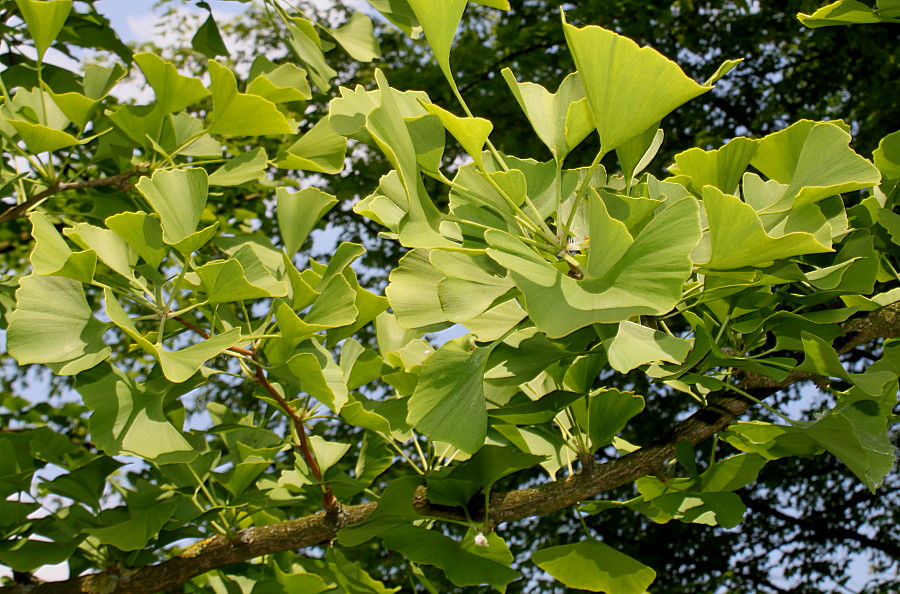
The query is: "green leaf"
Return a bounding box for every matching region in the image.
[532,539,656,594]
[7,274,110,375]
[750,120,881,208]
[85,501,177,551]
[208,147,268,186]
[76,364,197,464]
[616,124,663,183]
[406,0,468,85]
[30,212,96,283]
[338,476,421,547]
[698,453,767,492]
[272,341,349,412]
[6,119,91,153]
[83,63,127,100]
[135,168,209,246]
[105,288,242,383]
[486,197,701,337]
[195,259,281,303]
[386,249,452,332]
[794,385,897,493]
[563,15,713,152]
[64,222,137,279]
[191,9,229,59]
[421,101,493,168]
[573,389,646,450]
[46,88,99,130]
[280,12,337,91]
[501,69,593,162]
[407,336,494,454]
[798,0,899,27]
[14,0,72,60]
[427,445,546,506]
[606,321,692,373]
[632,489,747,528]
[326,12,381,62]
[276,116,347,173]
[207,60,297,136]
[722,421,823,460]
[247,58,312,103]
[873,130,900,180]
[328,547,401,594]
[670,137,759,195]
[367,70,457,248]
[701,186,832,270]
[42,457,122,510]
[0,539,80,573]
[277,187,338,257]
[381,525,520,589]
[133,53,210,114]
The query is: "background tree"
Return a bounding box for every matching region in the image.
[6,1,894,591]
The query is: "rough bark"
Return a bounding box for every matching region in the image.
[5,303,898,594]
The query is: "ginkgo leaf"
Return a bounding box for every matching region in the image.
[750,120,881,208]
[670,137,759,195]
[105,212,168,269]
[532,539,656,594]
[133,53,209,114]
[421,101,492,168]
[7,274,110,375]
[701,186,832,270]
[207,60,297,136]
[501,69,593,162]
[606,321,692,373]
[30,212,96,283]
[276,117,347,174]
[406,0,468,85]
[277,187,338,257]
[247,58,312,103]
[105,288,241,383]
[14,0,71,60]
[135,168,209,246]
[798,0,899,27]
[76,364,196,464]
[208,147,268,186]
[486,197,701,338]
[326,12,381,62]
[407,336,494,454]
[563,15,713,152]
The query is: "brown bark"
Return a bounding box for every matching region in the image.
[5,303,898,594]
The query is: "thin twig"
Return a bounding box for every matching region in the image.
[0,168,145,224]
[172,314,336,510]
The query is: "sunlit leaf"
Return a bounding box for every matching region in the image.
[14,0,72,60]
[133,53,209,113]
[207,60,297,136]
[76,364,197,464]
[407,336,493,454]
[563,15,713,152]
[135,168,208,246]
[8,274,110,375]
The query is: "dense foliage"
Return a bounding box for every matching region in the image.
[0,0,898,592]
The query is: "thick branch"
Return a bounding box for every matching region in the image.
[0,169,144,225]
[6,303,899,594]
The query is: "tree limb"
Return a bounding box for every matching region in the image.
[5,303,898,594]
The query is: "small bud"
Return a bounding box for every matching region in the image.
[474,532,489,548]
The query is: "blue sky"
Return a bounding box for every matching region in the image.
[94,0,245,43]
